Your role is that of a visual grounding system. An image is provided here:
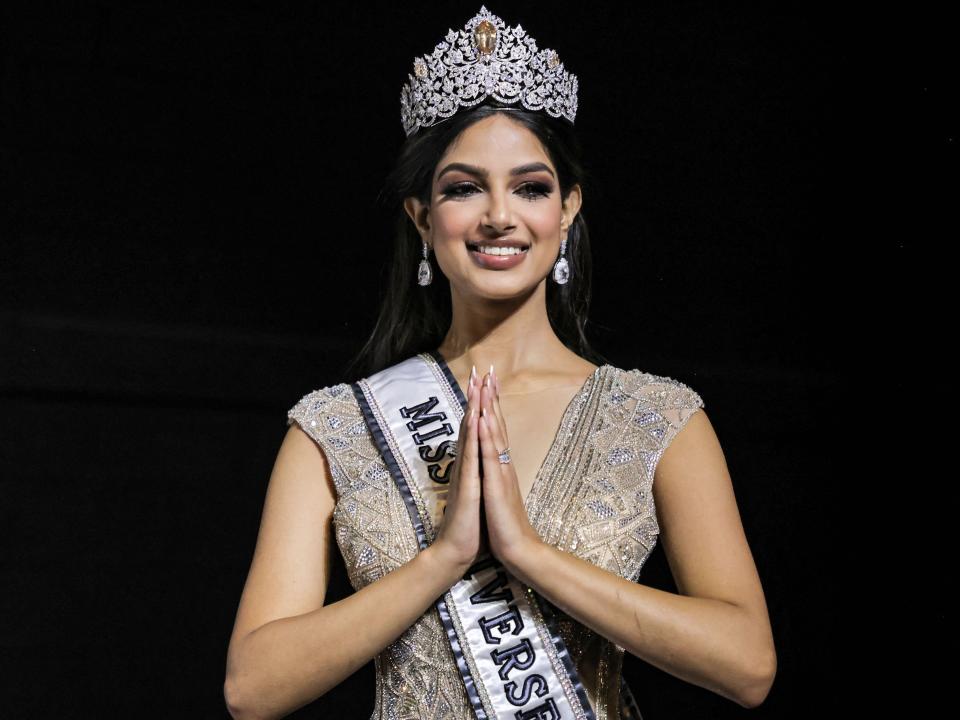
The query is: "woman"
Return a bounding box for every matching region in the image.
[225,7,776,719]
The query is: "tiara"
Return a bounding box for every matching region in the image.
[399,5,579,137]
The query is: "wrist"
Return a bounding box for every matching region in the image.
[502,536,548,586]
[422,543,471,585]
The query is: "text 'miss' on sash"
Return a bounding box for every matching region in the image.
[350,351,600,720]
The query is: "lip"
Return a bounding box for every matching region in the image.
[468,243,530,270]
[467,238,530,250]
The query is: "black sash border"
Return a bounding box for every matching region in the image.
[427,349,599,720]
[619,675,645,720]
[431,350,645,719]
[350,380,429,550]
[350,353,631,720]
[350,376,492,720]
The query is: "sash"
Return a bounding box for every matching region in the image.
[351,350,598,720]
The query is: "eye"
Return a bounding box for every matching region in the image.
[441,183,477,198]
[441,182,553,201]
[517,182,552,200]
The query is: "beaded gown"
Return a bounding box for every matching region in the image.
[286,352,704,720]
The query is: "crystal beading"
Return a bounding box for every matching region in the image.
[399,6,579,137]
[284,364,705,718]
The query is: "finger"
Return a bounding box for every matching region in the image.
[489,373,510,450]
[481,376,509,454]
[468,363,481,414]
[456,366,477,466]
[478,405,504,492]
[486,370,509,447]
[451,405,476,499]
[462,396,480,493]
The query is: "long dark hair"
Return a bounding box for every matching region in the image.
[342,101,610,380]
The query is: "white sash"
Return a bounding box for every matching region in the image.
[351,351,598,720]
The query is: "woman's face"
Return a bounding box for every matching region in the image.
[405,113,582,300]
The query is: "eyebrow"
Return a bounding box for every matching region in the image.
[436,162,556,182]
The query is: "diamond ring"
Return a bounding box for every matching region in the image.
[497,446,511,464]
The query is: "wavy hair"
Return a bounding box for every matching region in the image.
[342,101,609,380]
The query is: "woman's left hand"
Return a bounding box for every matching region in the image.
[476,369,544,572]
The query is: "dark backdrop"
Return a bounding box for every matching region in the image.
[2,0,921,717]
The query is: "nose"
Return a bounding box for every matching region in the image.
[483,185,516,233]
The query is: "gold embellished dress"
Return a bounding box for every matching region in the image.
[286,357,704,719]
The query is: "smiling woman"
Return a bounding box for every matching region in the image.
[224,6,775,720]
[425,144,561,275]
[429,119,575,259]
[363,88,596,360]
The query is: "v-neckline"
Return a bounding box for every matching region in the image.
[429,350,606,512]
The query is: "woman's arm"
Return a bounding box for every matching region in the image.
[504,411,777,709]
[223,425,467,720]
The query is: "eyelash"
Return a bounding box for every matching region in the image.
[441,182,552,201]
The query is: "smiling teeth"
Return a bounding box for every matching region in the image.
[476,246,527,256]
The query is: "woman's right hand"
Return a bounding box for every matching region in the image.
[432,366,486,574]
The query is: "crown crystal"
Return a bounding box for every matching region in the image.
[400,6,579,137]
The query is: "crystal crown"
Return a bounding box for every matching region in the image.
[399,6,579,137]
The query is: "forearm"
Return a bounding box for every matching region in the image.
[225,545,463,720]
[507,541,774,708]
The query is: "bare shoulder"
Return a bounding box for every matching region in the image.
[565,351,601,378]
[547,351,602,386]
[653,410,769,618]
[502,351,600,393]
[226,423,338,656]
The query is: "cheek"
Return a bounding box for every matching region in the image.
[528,209,561,237]
[432,204,474,236]
[519,204,563,246]
[434,202,561,238]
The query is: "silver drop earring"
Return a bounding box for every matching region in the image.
[552,229,570,285]
[417,239,433,286]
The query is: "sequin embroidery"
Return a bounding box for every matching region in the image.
[285,364,704,719]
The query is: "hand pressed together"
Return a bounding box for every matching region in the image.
[474,367,544,571]
[432,365,543,577]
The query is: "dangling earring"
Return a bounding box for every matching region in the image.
[552,229,570,285]
[417,239,433,286]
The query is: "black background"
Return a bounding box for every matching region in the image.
[1,1,939,717]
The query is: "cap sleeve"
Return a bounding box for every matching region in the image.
[285,383,358,497]
[642,373,705,455]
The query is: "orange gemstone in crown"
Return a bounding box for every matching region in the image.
[473,20,496,55]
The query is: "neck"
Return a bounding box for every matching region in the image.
[437,279,570,381]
